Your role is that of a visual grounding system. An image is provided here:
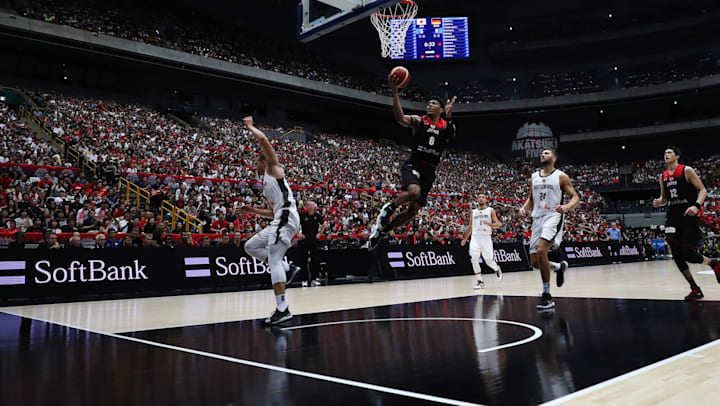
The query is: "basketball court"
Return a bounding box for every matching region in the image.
[1,2,718,405]
[3,260,720,405]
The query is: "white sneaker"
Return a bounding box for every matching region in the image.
[473,280,485,290]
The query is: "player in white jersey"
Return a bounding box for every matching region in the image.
[461,193,502,289]
[520,149,579,311]
[238,116,302,325]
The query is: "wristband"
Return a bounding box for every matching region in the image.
[693,202,702,210]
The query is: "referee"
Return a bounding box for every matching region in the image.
[299,201,326,284]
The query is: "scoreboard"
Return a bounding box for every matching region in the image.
[390,17,470,61]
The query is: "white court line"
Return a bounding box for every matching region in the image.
[282,318,543,353]
[540,338,720,406]
[0,311,485,406]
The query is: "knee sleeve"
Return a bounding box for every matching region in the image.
[268,241,289,285]
[244,236,268,261]
[681,246,703,264]
[670,246,687,271]
[482,253,501,272]
[548,249,562,263]
[471,254,482,274]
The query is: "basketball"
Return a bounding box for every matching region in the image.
[390,66,411,88]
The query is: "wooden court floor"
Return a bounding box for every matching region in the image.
[2,259,720,405]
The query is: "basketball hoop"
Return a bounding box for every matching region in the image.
[370,0,418,58]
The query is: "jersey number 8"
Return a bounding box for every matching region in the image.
[428,136,435,146]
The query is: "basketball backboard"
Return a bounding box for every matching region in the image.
[297,0,401,42]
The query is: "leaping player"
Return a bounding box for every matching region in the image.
[461,193,503,289]
[366,72,457,250]
[520,149,577,311]
[239,116,302,325]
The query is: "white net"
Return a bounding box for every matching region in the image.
[370,1,418,58]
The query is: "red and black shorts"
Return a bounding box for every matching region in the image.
[400,160,436,206]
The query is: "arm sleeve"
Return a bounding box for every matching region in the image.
[446,119,456,141]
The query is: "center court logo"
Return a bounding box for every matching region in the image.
[386,251,456,268]
[184,256,292,278]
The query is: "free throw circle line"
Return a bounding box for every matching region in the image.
[282,317,543,353]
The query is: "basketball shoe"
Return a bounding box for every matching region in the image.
[685,287,704,301]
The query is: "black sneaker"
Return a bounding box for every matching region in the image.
[711,259,720,284]
[556,261,569,288]
[537,293,555,311]
[286,264,302,285]
[684,287,704,301]
[265,307,293,325]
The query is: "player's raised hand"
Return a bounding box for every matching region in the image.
[445,96,457,118]
[242,116,254,127]
[388,73,400,90]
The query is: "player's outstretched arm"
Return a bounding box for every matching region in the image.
[389,74,421,129]
[445,96,458,119]
[243,116,280,167]
[237,205,274,219]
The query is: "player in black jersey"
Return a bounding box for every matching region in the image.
[365,73,457,250]
[653,146,720,301]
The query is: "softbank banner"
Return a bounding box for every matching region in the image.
[560,242,643,266]
[0,248,302,302]
[477,243,532,273]
[382,242,530,277]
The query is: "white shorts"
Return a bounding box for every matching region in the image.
[256,209,301,247]
[469,234,494,260]
[529,213,564,254]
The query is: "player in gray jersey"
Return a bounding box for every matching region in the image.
[238,116,302,325]
[520,149,579,311]
[461,193,503,289]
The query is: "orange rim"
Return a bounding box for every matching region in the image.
[371,0,418,19]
